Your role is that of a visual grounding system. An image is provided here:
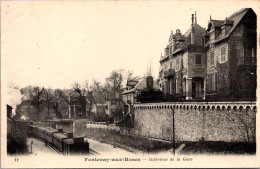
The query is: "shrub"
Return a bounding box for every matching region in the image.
[7,133,28,155]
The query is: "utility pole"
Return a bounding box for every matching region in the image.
[46,91,50,117]
[172,108,175,155]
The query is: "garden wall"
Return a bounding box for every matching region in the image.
[86,102,256,143]
[132,102,256,142]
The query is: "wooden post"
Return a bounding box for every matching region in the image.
[31,141,33,153]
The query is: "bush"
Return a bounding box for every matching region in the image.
[86,128,172,152]
[7,133,28,155]
[181,141,256,155]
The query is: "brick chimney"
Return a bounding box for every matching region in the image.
[146,76,153,91]
[191,14,195,45]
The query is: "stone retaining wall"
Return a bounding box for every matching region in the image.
[85,102,256,142]
[133,102,256,142]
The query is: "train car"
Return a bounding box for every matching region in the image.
[53,132,67,152]
[63,138,89,155]
[37,127,46,141]
[44,127,57,144]
[27,125,38,138]
[26,124,89,155]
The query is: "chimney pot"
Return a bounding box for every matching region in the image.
[195,11,197,24]
[192,14,194,25]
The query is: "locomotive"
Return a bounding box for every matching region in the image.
[27,124,89,155]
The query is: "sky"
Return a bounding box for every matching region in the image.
[1,0,259,89]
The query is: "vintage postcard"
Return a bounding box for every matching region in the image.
[1,0,260,168]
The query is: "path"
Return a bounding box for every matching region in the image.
[26,138,60,157]
[85,138,136,156]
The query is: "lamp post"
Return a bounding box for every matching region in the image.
[172,108,175,156]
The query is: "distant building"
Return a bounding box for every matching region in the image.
[68,95,87,119]
[122,76,159,105]
[7,104,13,119]
[92,104,108,121]
[7,105,13,135]
[105,91,123,118]
[158,8,256,101]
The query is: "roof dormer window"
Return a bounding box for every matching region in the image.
[221,26,225,36]
[210,32,214,40]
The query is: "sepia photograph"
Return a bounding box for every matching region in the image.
[1,0,259,168]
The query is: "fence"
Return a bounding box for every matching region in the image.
[86,121,121,132]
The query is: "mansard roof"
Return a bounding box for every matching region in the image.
[160,23,205,61]
[126,80,139,87]
[205,8,254,45]
[175,24,205,54]
[207,20,225,30]
[184,23,206,37]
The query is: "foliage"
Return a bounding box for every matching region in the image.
[15,87,69,121]
[15,69,135,121]
[181,141,256,155]
[86,128,172,152]
[7,133,28,155]
[137,89,164,103]
[105,69,124,92]
[28,87,45,121]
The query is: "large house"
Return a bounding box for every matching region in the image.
[158,8,256,101]
[204,8,256,101]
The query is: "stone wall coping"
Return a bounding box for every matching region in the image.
[133,101,256,111]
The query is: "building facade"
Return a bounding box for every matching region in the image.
[158,12,206,100]
[122,76,159,105]
[158,8,256,101]
[204,8,256,101]
[105,91,123,118]
[68,95,87,119]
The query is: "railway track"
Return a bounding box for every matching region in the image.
[29,136,99,156]
[89,149,100,156]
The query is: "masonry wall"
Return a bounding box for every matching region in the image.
[133,106,256,142]
[133,109,173,140]
[55,121,73,133]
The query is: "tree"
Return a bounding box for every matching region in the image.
[105,69,124,93]
[55,89,70,105]
[46,89,67,119]
[227,108,256,143]
[70,83,91,117]
[29,86,45,121]
[72,83,87,97]
[92,80,107,101]
[85,81,97,118]
[43,89,52,117]
[126,70,139,81]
